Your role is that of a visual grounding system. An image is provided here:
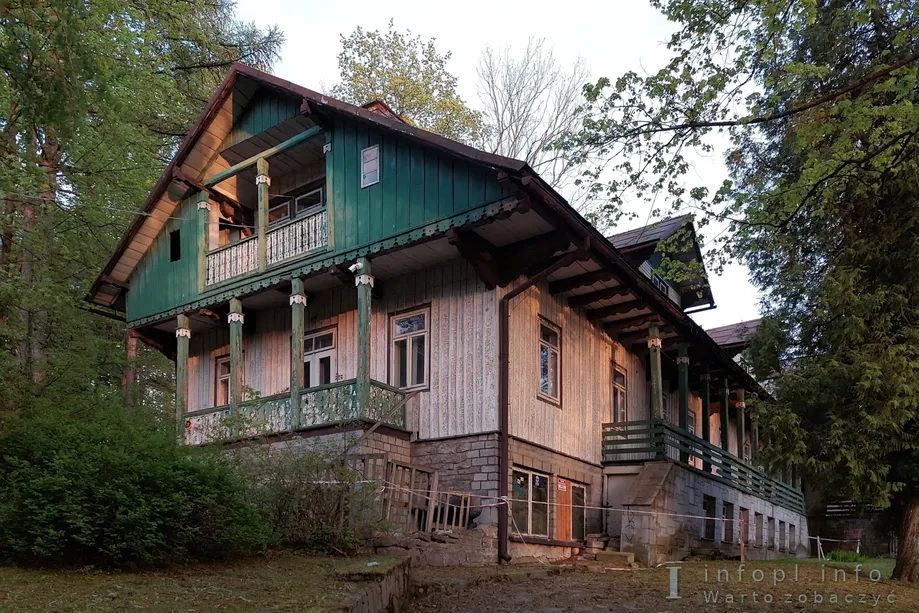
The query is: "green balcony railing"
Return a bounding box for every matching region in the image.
[601,419,805,514]
[183,378,408,445]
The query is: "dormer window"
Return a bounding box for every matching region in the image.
[652,273,668,294]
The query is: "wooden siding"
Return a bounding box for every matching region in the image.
[185,259,499,437]
[328,118,513,253]
[126,197,199,321]
[501,279,616,464]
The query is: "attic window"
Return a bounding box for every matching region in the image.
[651,273,667,293]
[361,145,379,188]
[169,230,181,262]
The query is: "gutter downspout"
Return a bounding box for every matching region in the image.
[498,247,586,563]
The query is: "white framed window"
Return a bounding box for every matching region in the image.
[304,328,337,388]
[215,356,230,406]
[361,144,380,188]
[538,320,560,402]
[391,308,429,390]
[511,468,549,537]
[613,366,627,422]
[652,273,668,294]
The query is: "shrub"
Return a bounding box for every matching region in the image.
[232,431,384,554]
[0,401,271,567]
[827,549,866,563]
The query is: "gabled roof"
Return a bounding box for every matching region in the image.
[607,215,714,311]
[88,63,525,310]
[361,99,406,123]
[707,319,762,356]
[609,214,694,251]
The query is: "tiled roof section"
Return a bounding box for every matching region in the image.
[706,318,763,348]
[607,214,694,249]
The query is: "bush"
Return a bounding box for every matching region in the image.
[827,549,866,563]
[0,402,271,567]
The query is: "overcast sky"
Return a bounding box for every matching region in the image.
[235,0,761,329]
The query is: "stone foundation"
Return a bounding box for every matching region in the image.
[606,460,810,566]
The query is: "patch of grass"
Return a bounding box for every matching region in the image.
[0,552,396,612]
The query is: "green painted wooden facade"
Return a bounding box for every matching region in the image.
[125,93,514,325]
[127,196,199,321]
[224,90,299,150]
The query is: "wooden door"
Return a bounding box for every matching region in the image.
[555,478,572,541]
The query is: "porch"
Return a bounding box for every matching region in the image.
[602,418,804,514]
[183,378,409,445]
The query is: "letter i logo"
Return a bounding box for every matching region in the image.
[667,566,681,600]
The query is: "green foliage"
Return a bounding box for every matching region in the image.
[0,0,283,418]
[0,401,271,566]
[332,20,483,143]
[827,549,867,563]
[562,0,919,578]
[231,433,384,555]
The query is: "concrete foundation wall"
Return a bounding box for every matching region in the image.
[607,461,810,566]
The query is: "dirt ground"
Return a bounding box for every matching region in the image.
[409,559,919,613]
[0,552,400,612]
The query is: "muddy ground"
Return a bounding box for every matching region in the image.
[408,559,919,613]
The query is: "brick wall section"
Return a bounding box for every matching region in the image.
[411,433,500,525]
[361,429,412,465]
[509,438,604,538]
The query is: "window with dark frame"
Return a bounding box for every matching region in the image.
[539,321,560,402]
[571,484,587,541]
[391,308,429,390]
[511,468,549,537]
[703,495,717,540]
[613,366,627,422]
[723,501,735,543]
[268,182,326,229]
[215,355,230,406]
[169,230,181,262]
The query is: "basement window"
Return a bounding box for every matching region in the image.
[170,230,181,262]
[703,495,717,540]
[512,468,549,537]
[361,145,380,188]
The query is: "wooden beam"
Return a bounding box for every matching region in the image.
[548,270,613,294]
[567,285,632,308]
[203,125,322,187]
[586,299,646,322]
[649,323,664,423]
[604,312,664,333]
[447,228,500,289]
[614,325,677,347]
[328,264,353,286]
[497,230,571,284]
[101,274,130,291]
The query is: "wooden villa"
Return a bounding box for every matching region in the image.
[88,64,807,565]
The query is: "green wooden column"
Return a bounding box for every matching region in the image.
[290,279,307,430]
[737,387,746,461]
[354,258,373,418]
[649,323,664,421]
[720,379,730,451]
[751,415,760,466]
[229,298,244,417]
[175,314,191,438]
[256,158,270,272]
[196,190,210,292]
[701,371,712,473]
[677,344,690,463]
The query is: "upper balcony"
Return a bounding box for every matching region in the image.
[199,123,330,289]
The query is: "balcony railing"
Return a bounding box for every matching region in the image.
[204,208,328,287]
[206,236,258,286]
[602,419,805,513]
[267,208,328,266]
[183,378,408,445]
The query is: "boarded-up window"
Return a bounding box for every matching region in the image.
[740,507,750,544]
[572,484,586,541]
[789,524,797,552]
[779,521,786,551]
